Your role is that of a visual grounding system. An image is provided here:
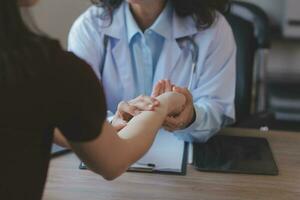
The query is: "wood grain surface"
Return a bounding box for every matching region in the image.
[43,128,300,200]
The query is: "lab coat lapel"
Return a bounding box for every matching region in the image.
[111,39,135,98]
[153,12,198,85]
[102,3,135,99]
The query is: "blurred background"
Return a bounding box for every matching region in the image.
[30,0,300,132]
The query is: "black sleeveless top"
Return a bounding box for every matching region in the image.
[0,40,107,200]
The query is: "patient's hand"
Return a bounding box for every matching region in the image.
[112,95,160,131]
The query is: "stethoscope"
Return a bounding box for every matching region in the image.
[177,36,199,164]
[100,35,199,90]
[176,36,199,90]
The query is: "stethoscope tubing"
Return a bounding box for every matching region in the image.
[100,35,199,91]
[185,37,199,90]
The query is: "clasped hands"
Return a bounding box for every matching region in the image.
[112,80,196,132]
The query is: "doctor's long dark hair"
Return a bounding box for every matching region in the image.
[91,0,229,29]
[0,0,50,83]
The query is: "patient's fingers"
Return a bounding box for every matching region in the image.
[113,95,160,130]
[111,117,127,132]
[129,95,160,111]
[118,101,140,116]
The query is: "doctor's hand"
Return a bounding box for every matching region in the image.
[112,95,160,131]
[152,80,196,132]
[164,87,196,132]
[151,80,174,97]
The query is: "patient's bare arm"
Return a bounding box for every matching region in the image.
[117,92,185,140]
[69,91,186,180]
[112,95,160,131]
[53,129,71,149]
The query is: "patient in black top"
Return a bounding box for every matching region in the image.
[0,0,187,199]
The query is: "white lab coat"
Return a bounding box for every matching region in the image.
[68,3,236,142]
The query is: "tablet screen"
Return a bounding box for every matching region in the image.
[193,135,278,175]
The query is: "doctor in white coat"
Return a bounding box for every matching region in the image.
[68,0,236,142]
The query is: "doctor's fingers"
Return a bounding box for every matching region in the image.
[129,95,160,110]
[164,80,173,92]
[164,116,187,130]
[152,80,174,97]
[152,81,163,97]
[163,126,177,132]
[173,87,193,104]
[163,118,178,132]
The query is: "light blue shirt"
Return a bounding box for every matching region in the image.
[125,3,171,96]
[68,2,237,142]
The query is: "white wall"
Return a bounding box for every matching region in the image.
[31,0,90,48]
[240,0,300,75]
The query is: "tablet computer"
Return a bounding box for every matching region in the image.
[193,135,278,175]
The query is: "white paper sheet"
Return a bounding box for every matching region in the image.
[131,131,185,173]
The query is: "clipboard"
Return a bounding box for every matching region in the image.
[79,131,189,175]
[128,142,188,175]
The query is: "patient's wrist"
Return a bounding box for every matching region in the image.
[155,94,171,116]
[156,92,185,115]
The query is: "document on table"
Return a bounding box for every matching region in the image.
[129,131,188,174]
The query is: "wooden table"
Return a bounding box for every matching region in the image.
[43,128,300,200]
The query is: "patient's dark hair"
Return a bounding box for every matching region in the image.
[91,0,229,29]
[0,0,50,83]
